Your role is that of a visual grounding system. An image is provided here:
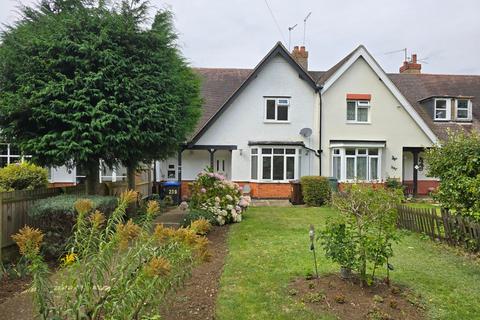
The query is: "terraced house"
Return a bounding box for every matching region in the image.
[154,42,479,198]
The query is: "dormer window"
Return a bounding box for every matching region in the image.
[434,98,451,121]
[265,98,290,122]
[456,99,472,120]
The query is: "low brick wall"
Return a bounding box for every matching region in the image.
[179,180,291,199]
[402,180,439,195]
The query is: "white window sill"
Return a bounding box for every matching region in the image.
[346,121,371,125]
[433,118,450,122]
[250,180,294,184]
[263,120,291,124]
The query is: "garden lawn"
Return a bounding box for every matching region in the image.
[216,206,480,320]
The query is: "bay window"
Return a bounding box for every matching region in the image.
[251,147,297,181]
[332,148,381,182]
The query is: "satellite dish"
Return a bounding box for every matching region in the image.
[299,127,313,138]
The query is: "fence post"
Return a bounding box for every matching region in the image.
[0,195,3,262]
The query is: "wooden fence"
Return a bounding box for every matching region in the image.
[0,180,152,260]
[397,205,480,251]
[0,184,85,255]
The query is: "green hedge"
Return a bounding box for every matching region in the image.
[28,195,117,258]
[0,162,48,191]
[300,176,331,206]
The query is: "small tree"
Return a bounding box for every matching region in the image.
[425,130,480,221]
[320,184,403,286]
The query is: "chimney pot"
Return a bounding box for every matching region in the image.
[399,53,421,74]
[291,45,309,70]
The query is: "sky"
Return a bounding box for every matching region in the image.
[1,0,480,74]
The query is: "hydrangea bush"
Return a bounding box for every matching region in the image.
[189,170,250,225]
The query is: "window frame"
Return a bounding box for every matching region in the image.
[346,100,371,123]
[250,146,298,182]
[264,97,290,123]
[331,147,381,182]
[455,99,472,121]
[434,98,451,121]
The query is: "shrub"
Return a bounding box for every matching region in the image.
[13,191,209,319]
[189,169,250,225]
[320,184,403,286]
[182,209,218,227]
[28,195,117,258]
[425,130,480,221]
[300,176,331,206]
[0,162,48,191]
[385,177,403,191]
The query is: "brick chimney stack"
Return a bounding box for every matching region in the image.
[399,53,421,74]
[291,46,308,70]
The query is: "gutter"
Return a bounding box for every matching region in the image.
[318,85,323,175]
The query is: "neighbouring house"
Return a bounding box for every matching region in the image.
[154,42,479,198]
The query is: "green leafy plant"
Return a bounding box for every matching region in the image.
[182,209,218,227]
[385,177,403,191]
[13,190,210,319]
[28,195,117,258]
[0,162,48,192]
[425,130,480,222]
[319,221,357,271]
[300,176,331,206]
[321,184,403,286]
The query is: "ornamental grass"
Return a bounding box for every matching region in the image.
[12,190,211,319]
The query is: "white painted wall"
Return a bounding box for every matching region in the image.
[158,54,320,182]
[194,54,319,181]
[321,57,433,181]
[49,165,76,183]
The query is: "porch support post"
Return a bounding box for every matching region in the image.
[177,149,183,200]
[412,150,419,196]
[208,149,216,169]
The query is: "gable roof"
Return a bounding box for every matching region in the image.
[320,45,439,143]
[188,42,319,145]
[388,73,480,140]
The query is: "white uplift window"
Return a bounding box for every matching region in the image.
[347,100,370,123]
[265,98,290,122]
[251,147,297,181]
[331,147,381,182]
[434,98,451,121]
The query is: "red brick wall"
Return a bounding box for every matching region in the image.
[48,182,76,188]
[180,180,291,200]
[403,180,439,195]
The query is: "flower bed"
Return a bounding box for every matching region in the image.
[188,171,250,225]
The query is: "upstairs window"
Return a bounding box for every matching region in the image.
[434,98,451,121]
[265,98,290,122]
[347,100,370,123]
[456,99,472,120]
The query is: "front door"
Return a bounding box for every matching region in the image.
[215,157,227,178]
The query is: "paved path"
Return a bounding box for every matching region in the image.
[153,207,187,228]
[252,199,293,207]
